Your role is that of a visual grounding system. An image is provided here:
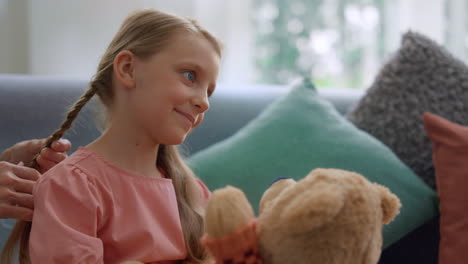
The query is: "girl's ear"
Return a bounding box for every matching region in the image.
[113,50,136,89]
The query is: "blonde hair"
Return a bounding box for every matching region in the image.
[1,9,222,264]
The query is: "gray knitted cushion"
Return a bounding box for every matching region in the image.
[347,31,468,190]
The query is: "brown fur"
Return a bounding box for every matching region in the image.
[204,168,401,264]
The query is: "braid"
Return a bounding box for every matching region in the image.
[1,83,99,264]
[29,84,98,168]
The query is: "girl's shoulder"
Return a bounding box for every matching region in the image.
[38,147,104,185]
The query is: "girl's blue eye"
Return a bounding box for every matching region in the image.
[183,71,196,82]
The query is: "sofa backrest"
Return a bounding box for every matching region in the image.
[0,74,363,155]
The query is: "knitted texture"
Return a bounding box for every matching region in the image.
[201,220,262,264]
[347,31,468,189]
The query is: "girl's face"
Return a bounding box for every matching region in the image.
[129,33,220,145]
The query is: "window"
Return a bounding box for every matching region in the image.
[254,0,383,89]
[252,0,467,89]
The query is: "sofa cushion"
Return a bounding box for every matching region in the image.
[424,112,468,263]
[347,31,468,190]
[188,78,438,248]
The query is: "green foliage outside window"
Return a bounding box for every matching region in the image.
[253,0,386,89]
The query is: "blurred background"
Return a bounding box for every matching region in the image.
[0,0,466,89]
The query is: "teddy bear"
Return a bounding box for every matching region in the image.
[201,168,401,264]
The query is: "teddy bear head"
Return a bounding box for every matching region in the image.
[258,168,401,264]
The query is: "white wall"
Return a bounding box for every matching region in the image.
[28,0,198,77]
[0,0,29,74]
[24,0,253,83]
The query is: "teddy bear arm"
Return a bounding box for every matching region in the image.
[205,186,255,238]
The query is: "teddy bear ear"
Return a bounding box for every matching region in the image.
[259,178,296,214]
[204,186,255,238]
[375,184,401,224]
[280,180,345,232]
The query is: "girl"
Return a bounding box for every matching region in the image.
[2,9,222,264]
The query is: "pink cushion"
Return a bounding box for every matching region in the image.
[423,112,468,264]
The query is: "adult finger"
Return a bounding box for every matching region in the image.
[11,164,41,181]
[11,192,34,209]
[39,148,67,164]
[27,139,47,153]
[36,154,56,173]
[0,188,34,209]
[51,138,72,153]
[0,203,33,221]
[6,174,35,195]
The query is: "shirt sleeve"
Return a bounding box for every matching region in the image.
[196,178,211,209]
[30,165,104,263]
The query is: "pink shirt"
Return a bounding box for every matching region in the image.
[30,147,210,264]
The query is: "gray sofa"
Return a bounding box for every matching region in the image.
[0,74,363,155]
[0,74,437,263]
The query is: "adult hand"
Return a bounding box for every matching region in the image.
[0,161,39,221]
[0,138,71,173]
[0,138,71,220]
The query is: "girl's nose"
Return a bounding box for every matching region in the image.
[193,92,210,113]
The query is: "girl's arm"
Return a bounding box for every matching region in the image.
[30,166,104,263]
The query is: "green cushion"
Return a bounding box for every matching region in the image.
[188,78,438,248]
